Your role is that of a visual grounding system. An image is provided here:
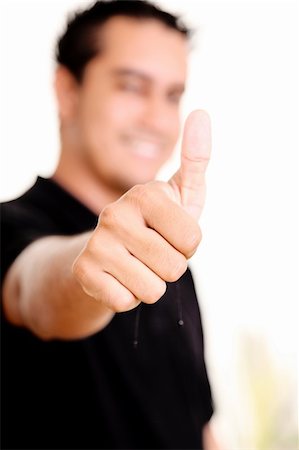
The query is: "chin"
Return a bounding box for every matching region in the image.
[130,171,158,185]
[116,171,158,192]
[102,162,162,194]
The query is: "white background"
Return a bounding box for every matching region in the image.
[0,1,298,448]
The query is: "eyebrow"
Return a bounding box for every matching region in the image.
[111,68,185,92]
[111,68,151,82]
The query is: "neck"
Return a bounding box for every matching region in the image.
[52,146,124,216]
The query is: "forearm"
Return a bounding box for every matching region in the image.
[2,233,114,340]
[202,423,222,450]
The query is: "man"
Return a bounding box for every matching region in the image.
[1,1,218,448]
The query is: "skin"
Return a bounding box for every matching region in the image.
[2,16,219,449]
[54,17,189,212]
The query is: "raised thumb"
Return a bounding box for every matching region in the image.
[169,110,211,220]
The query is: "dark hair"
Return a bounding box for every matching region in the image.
[55,0,191,81]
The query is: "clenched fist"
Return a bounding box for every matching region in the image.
[73,110,211,313]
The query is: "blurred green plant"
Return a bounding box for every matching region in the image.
[237,333,298,450]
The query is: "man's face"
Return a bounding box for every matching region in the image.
[65,17,188,192]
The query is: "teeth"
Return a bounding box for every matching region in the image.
[131,140,160,159]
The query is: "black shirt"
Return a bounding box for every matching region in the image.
[1,177,213,449]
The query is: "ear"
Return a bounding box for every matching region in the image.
[54,66,79,122]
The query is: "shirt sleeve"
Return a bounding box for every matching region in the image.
[1,201,54,284]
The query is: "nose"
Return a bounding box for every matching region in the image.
[139,93,179,138]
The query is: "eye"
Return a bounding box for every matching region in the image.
[168,90,183,104]
[118,81,144,94]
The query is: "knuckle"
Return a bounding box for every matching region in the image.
[131,182,161,204]
[165,255,187,282]
[73,256,103,299]
[127,184,151,214]
[99,203,118,228]
[108,300,124,313]
[72,255,88,284]
[101,286,136,313]
[129,181,173,219]
[109,293,136,313]
[128,184,147,204]
[183,225,202,257]
[143,280,167,304]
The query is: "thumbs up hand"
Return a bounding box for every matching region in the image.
[73,110,211,312]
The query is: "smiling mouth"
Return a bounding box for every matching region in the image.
[121,134,165,161]
[130,140,162,160]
